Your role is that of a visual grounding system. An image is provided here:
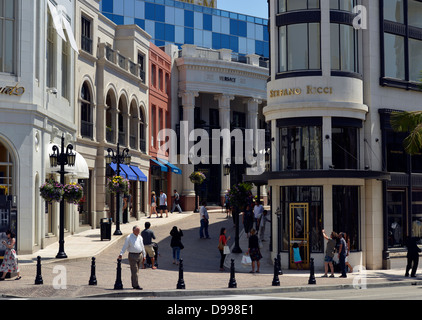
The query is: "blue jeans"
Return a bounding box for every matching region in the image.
[200,219,209,238]
[339,254,347,277]
[172,247,181,262]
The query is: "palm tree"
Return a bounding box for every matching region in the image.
[390,110,422,155]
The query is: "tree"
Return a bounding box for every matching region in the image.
[390,110,422,155]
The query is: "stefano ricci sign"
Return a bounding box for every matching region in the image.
[0,83,25,97]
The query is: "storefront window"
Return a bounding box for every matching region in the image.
[387,189,406,247]
[333,186,360,251]
[0,141,13,196]
[412,190,422,238]
[332,125,359,170]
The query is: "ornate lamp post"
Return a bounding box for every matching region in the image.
[105,142,131,235]
[275,207,283,275]
[49,134,76,259]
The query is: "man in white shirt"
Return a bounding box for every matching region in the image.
[159,190,168,218]
[118,225,146,290]
[199,201,210,239]
[253,200,264,232]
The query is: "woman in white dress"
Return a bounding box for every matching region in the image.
[0,229,21,280]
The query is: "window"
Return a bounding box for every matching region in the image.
[331,23,359,73]
[151,106,156,148]
[409,38,422,82]
[330,0,355,11]
[151,64,156,87]
[0,0,15,73]
[333,186,360,251]
[139,109,146,153]
[278,0,320,12]
[383,0,404,23]
[387,189,406,247]
[61,40,69,99]
[47,13,56,88]
[408,0,422,28]
[81,16,92,54]
[384,33,405,80]
[279,122,322,170]
[332,126,359,169]
[386,130,408,173]
[158,68,163,91]
[80,82,93,139]
[278,23,321,72]
[138,52,145,83]
[0,140,13,196]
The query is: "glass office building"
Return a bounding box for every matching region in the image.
[99,0,269,58]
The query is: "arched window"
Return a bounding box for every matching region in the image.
[0,140,13,196]
[139,108,146,153]
[81,82,93,139]
[105,91,116,143]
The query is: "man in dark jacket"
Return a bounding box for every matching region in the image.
[405,236,421,277]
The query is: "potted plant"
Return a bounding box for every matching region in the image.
[63,182,84,204]
[107,175,130,195]
[40,179,64,203]
[189,171,206,185]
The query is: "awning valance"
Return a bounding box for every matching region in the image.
[151,159,168,172]
[109,163,138,181]
[157,158,182,175]
[130,165,148,182]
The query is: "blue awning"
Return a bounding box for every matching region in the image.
[157,158,182,175]
[151,159,168,172]
[109,163,138,181]
[130,165,148,182]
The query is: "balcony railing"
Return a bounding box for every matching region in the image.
[81,120,93,139]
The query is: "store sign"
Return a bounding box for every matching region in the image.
[176,0,216,8]
[270,85,333,98]
[220,76,236,83]
[0,83,25,97]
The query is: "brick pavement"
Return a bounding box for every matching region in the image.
[0,209,420,299]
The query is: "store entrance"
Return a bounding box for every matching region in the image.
[289,203,310,269]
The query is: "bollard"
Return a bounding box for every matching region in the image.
[228,259,237,288]
[277,253,283,275]
[89,257,97,286]
[308,257,316,285]
[34,256,43,285]
[114,258,123,290]
[176,259,186,289]
[272,258,280,286]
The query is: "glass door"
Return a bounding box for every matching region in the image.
[289,203,310,269]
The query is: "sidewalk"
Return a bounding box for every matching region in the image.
[0,209,421,299]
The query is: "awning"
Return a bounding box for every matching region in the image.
[157,158,182,175]
[150,159,168,172]
[109,163,138,181]
[129,165,148,182]
[45,144,89,179]
[47,1,79,52]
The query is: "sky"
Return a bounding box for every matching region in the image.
[216,0,268,19]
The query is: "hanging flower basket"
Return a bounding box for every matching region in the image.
[63,182,84,204]
[107,175,130,195]
[189,171,206,185]
[40,180,64,203]
[228,182,253,211]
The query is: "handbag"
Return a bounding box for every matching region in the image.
[223,245,230,255]
[241,254,252,266]
[218,241,224,251]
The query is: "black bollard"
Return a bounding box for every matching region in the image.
[34,256,43,285]
[89,257,97,286]
[308,257,316,285]
[277,253,283,275]
[272,258,280,286]
[176,259,186,289]
[228,259,237,288]
[114,258,123,290]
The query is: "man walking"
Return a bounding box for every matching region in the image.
[118,225,146,290]
[141,222,157,269]
[159,190,168,218]
[338,232,348,278]
[171,189,182,213]
[253,200,264,232]
[199,201,210,239]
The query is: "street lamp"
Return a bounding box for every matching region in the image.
[275,207,283,275]
[105,142,131,235]
[49,134,76,259]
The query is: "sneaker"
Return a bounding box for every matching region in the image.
[321,274,328,278]
[329,274,335,278]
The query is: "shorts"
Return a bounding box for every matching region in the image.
[145,244,155,257]
[324,255,334,263]
[151,203,156,207]
[159,205,167,211]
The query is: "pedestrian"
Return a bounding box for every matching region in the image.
[224,190,231,218]
[253,200,264,232]
[159,190,168,218]
[242,204,254,238]
[344,232,354,273]
[321,229,337,278]
[0,230,20,281]
[405,236,421,277]
[118,225,146,290]
[259,209,271,241]
[338,232,348,278]
[170,226,184,265]
[247,228,262,273]
[199,201,210,239]
[149,191,157,218]
[218,227,231,271]
[141,222,157,269]
[171,189,182,214]
[292,242,304,270]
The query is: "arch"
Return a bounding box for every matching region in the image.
[0,134,18,196]
[80,80,95,139]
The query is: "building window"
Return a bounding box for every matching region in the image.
[47,13,56,88]
[61,40,69,99]
[387,189,406,248]
[139,109,146,153]
[278,0,320,12]
[279,120,322,170]
[81,16,92,54]
[80,82,93,139]
[386,130,408,173]
[381,0,422,88]
[333,186,360,251]
[0,140,13,196]
[151,64,156,87]
[278,23,321,73]
[0,0,15,73]
[138,52,146,83]
[331,118,360,170]
[330,0,355,11]
[151,106,156,148]
[330,23,359,73]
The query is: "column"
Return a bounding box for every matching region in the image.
[215,94,234,198]
[245,97,261,151]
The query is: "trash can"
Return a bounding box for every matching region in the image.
[100,218,112,241]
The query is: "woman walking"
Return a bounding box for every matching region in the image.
[247,228,262,273]
[170,226,184,265]
[218,228,231,271]
[149,191,157,218]
[0,230,20,281]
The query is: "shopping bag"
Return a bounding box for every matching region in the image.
[223,245,230,255]
[241,254,252,266]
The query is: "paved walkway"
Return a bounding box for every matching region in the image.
[0,209,420,299]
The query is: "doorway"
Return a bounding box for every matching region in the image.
[289,203,310,269]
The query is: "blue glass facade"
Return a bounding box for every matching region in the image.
[99,0,269,58]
